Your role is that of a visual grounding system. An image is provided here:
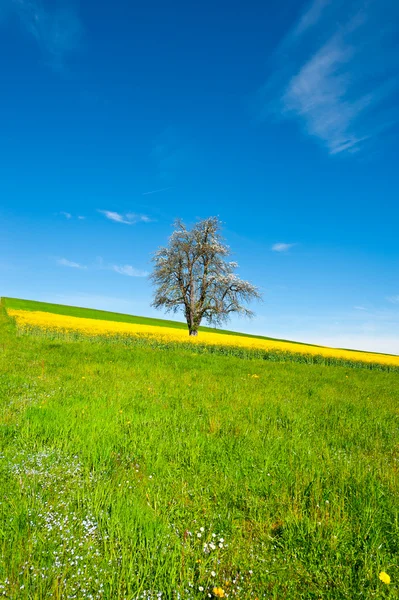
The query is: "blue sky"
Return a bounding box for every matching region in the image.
[1,0,398,353]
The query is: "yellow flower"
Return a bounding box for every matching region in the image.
[8,308,399,368]
[379,572,390,584]
[213,588,225,598]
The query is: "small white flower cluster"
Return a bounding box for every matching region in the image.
[134,591,199,600]
[9,450,84,490]
[202,532,226,554]
[12,380,56,407]
[0,579,10,597]
[134,592,163,600]
[8,449,112,599]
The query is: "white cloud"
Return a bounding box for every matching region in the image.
[98,210,129,224]
[354,305,367,310]
[272,243,295,252]
[112,265,148,277]
[387,295,399,305]
[56,256,148,276]
[282,36,373,154]
[262,0,399,155]
[126,213,153,223]
[60,212,86,220]
[99,210,152,225]
[57,258,86,269]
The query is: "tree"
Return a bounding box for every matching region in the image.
[150,217,261,336]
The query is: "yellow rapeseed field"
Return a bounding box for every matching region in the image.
[8,308,399,367]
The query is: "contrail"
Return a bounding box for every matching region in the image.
[142,186,173,196]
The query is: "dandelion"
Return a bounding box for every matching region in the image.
[199,587,204,592]
[211,571,216,577]
[379,572,391,584]
[213,588,225,598]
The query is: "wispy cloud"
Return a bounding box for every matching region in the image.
[142,186,173,196]
[354,305,367,311]
[292,0,331,38]
[99,210,152,225]
[112,265,148,278]
[59,212,86,220]
[57,258,86,269]
[57,256,147,276]
[4,0,83,69]
[272,243,295,252]
[387,295,399,305]
[261,0,399,155]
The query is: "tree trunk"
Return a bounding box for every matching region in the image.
[189,329,198,336]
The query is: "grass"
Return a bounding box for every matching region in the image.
[1,299,399,598]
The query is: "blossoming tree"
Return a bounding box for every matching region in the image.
[151,217,261,336]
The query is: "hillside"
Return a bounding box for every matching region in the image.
[4,297,399,370]
[3,297,321,345]
[1,299,399,598]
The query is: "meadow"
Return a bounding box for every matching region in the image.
[1,298,399,599]
[5,298,399,371]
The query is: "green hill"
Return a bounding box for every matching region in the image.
[1,298,399,598]
[3,296,324,346]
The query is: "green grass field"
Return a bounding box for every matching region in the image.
[1,299,399,599]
